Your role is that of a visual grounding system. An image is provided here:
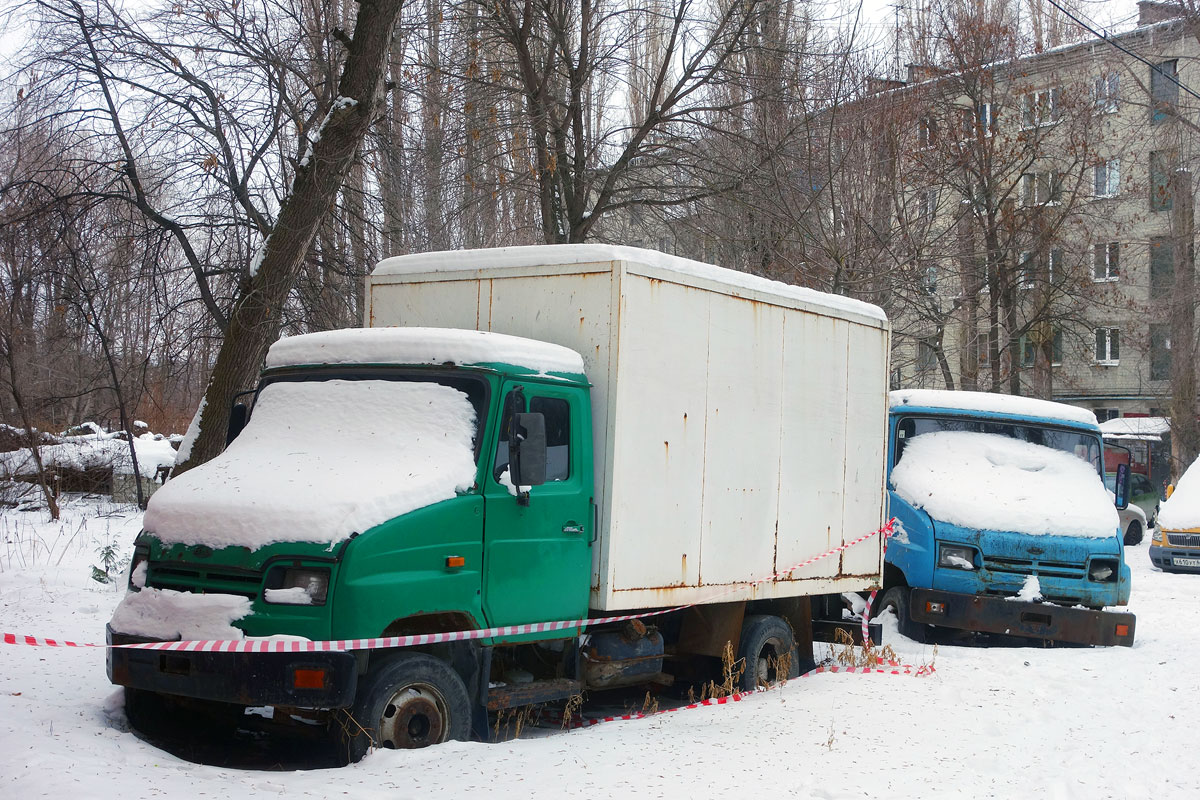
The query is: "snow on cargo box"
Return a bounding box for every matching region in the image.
[367,244,891,612]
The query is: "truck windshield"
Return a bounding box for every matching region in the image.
[256,370,491,463]
[894,415,1102,476]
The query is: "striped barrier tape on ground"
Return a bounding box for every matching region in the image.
[3,519,895,653]
[539,661,936,730]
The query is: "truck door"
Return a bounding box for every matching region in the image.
[482,383,592,628]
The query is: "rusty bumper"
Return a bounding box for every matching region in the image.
[106,626,359,707]
[908,588,1136,647]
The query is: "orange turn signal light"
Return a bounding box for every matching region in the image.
[446,556,465,568]
[293,668,326,690]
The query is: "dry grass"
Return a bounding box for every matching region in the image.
[493,704,537,741]
[826,627,937,673]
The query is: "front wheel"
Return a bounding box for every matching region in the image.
[338,653,470,763]
[736,615,799,691]
[873,586,926,643]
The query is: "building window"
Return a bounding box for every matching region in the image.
[1020,335,1036,368]
[1022,171,1061,206]
[1094,327,1120,365]
[1093,408,1121,422]
[922,261,937,294]
[918,188,938,218]
[960,102,994,138]
[1092,242,1119,281]
[918,115,937,147]
[1093,158,1120,197]
[918,337,938,373]
[1151,60,1178,124]
[1150,150,1176,212]
[1150,237,1174,299]
[1019,328,1063,368]
[1021,87,1061,129]
[977,332,990,367]
[1150,323,1171,381]
[1020,248,1061,288]
[1093,71,1120,113]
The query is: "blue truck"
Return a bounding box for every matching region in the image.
[878,390,1135,646]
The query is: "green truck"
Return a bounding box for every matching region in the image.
[107,245,891,761]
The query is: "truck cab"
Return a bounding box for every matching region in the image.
[881,390,1135,646]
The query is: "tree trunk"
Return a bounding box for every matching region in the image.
[174,0,407,475]
[1170,168,1199,474]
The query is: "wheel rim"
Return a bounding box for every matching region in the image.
[377,684,449,749]
[755,636,785,686]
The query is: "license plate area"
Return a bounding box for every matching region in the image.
[1172,557,1200,567]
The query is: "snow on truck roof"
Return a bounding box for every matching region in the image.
[890,389,1099,428]
[372,244,888,324]
[265,327,586,376]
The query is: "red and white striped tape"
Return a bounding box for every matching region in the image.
[4,519,894,654]
[540,661,936,730]
[861,521,898,645]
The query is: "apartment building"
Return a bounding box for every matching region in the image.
[883,1,1197,426]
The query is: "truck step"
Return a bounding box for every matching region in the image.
[486,678,582,711]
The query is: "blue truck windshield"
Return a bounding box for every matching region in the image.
[894,415,1102,475]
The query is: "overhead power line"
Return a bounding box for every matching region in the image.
[1043,0,1200,103]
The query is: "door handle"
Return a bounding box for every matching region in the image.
[562,521,585,535]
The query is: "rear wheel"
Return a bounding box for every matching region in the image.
[338,653,470,763]
[736,615,799,691]
[1124,519,1144,546]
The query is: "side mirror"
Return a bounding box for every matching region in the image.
[1114,462,1130,511]
[509,412,547,489]
[226,402,249,446]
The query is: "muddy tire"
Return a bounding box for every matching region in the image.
[338,653,470,763]
[874,586,926,643]
[736,615,799,692]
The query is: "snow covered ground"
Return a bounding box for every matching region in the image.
[2,496,1198,798]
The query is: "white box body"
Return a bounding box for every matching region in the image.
[368,245,890,611]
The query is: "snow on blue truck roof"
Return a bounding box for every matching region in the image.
[265,327,587,376]
[889,389,1099,428]
[372,244,888,325]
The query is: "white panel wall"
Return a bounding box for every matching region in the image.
[775,313,850,580]
[603,278,708,594]
[839,323,889,575]
[695,298,785,586]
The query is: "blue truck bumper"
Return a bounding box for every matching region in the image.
[908,588,1135,646]
[1149,544,1200,573]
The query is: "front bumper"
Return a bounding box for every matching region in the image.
[1149,544,1200,573]
[106,626,360,708]
[908,588,1135,647]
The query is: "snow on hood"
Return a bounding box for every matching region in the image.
[890,389,1099,428]
[1158,454,1200,531]
[891,431,1118,538]
[142,379,479,548]
[109,587,250,641]
[265,327,586,376]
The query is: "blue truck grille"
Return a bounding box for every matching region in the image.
[982,556,1087,580]
[147,562,262,599]
[1167,532,1200,548]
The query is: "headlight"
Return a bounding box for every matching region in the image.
[938,544,977,570]
[127,548,150,591]
[1088,559,1118,582]
[265,566,330,605]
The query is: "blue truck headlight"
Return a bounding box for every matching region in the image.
[265,566,330,605]
[938,544,977,570]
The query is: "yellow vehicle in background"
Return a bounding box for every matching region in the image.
[1150,458,1200,573]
